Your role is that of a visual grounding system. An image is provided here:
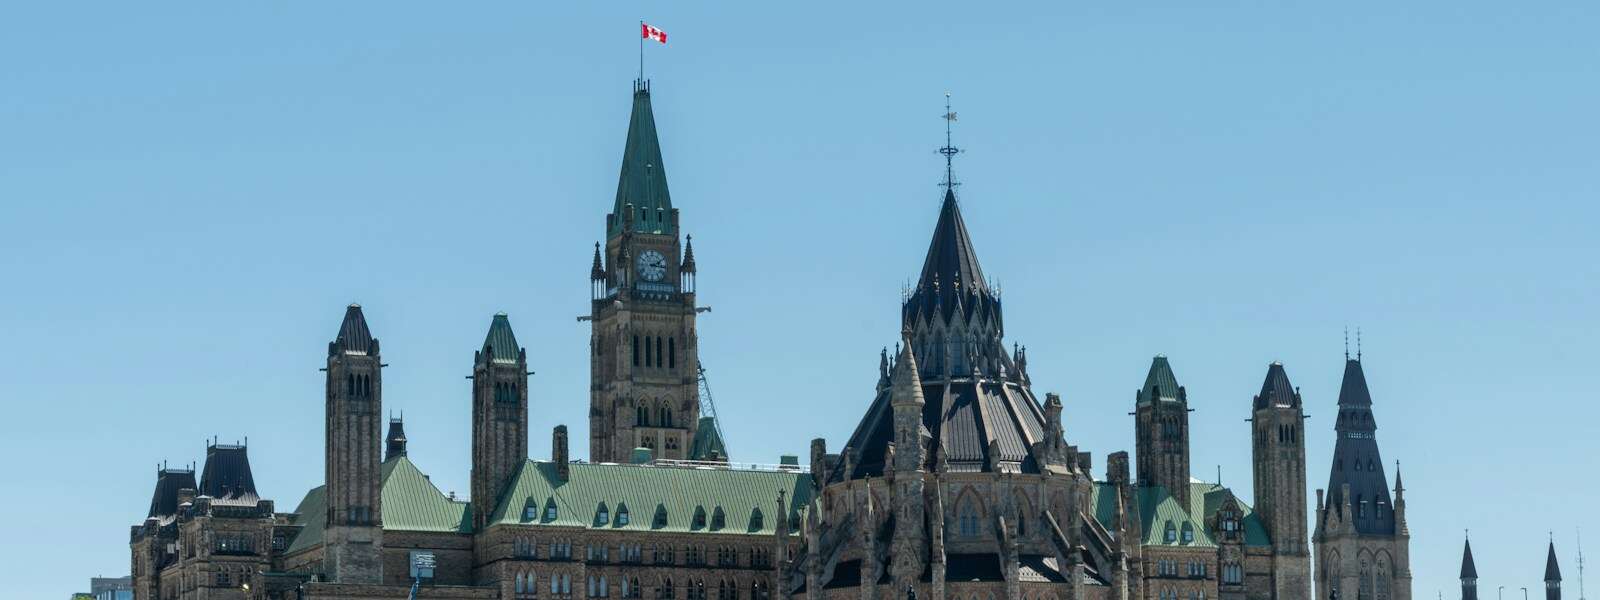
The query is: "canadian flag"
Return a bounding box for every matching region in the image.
[641,23,667,44]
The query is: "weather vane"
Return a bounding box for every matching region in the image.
[939,92,962,192]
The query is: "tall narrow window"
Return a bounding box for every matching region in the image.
[656,337,663,368]
[669,338,676,369]
[633,336,640,367]
[645,336,653,367]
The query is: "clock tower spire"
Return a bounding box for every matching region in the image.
[588,79,702,463]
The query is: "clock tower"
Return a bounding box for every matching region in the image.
[588,80,702,463]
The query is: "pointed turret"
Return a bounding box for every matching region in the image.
[329,303,376,356]
[682,234,696,273]
[609,80,673,238]
[386,417,407,460]
[915,189,989,313]
[688,415,728,462]
[1461,536,1480,600]
[1255,361,1300,409]
[471,312,529,530]
[478,312,523,365]
[1135,355,1192,508]
[591,242,605,279]
[1548,540,1564,600]
[1324,357,1395,535]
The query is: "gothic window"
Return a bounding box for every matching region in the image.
[1360,559,1373,600]
[633,336,640,366]
[645,336,653,367]
[659,578,674,600]
[669,338,676,368]
[1377,559,1392,600]
[347,374,355,395]
[753,579,770,600]
[687,581,706,600]
[656,337,663,368]
[958,500,980,537]
[638,406,649,426]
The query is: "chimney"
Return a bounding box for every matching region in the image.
[809,438,827,483]
[1107,451,1131,487]
[553,425,570,481]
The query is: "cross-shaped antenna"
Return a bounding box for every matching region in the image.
[939,92,962,192]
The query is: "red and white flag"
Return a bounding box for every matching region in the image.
[642,23,667,44]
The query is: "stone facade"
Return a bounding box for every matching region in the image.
[126,78,1380,600]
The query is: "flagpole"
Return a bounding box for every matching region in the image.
[639,20,645,82]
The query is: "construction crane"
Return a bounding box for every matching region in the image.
[1580,527,1588,600]
[697,364,729,458]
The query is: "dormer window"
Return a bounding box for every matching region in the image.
[617,505,630,526]
[1357,497,1368,518]
[1181,522,1195,544]
[1164,522,1178,543]
[749,508,763,531]
[692,506,707,529]
[596,503,610,525]
[711,507,726,530]
[654,505,669,528]
[545,498,559,521]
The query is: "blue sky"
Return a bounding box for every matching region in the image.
[2,2,1597,596]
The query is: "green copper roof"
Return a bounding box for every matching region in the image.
[688,416,728,461]
[488,460,811,536]
[1137,355,1184,405]
[480,313,521,365]
[1090,480,1269,549]
[609,82,674,238]
[285,456,471,556]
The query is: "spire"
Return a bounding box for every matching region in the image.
[1137,355,1184,405]
[329,303,376,356]
[891,330,926,408]
[915,189,990,309]
[386,416,407,460]
[1552,540,1566,582]
[940,92,962,193]
[1462,536,1480,579]
[1254,361,1300,409]
[1338,357,1375,408]
[591,242,605,279]
[609,81,673,238]
[478,312,522,365]
[682,234,697,273]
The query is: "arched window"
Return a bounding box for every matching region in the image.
[347,374,355,395]
[669,338,676,368]
[645,336,653,367]
[638,406,649,426]
[632,336,640,367]
[656,337,663,368]
[958,500,980,537]
[659,578,674,600]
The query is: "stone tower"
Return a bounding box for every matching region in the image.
[1134,355,1191,508]
[1315,356,1412,600]
[1460,537,1479,600]
[323,303,384,583]
[1547,540,1564,600]
[589,79,701,463]
[386,415,407,460]
[471,312,529,530]
[1251,362,1310,598]
[887,334,931,592]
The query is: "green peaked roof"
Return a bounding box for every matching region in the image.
[610,81,674,238]
[488,460,811,536]
[284,456,471,556]
[1137,355,1184,405]
[689,416,729,461]
[1089,481,1270,550]
[480,313,521,364]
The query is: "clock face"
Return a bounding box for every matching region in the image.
[636,250,667,282]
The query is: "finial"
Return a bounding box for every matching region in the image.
[1344,326,1350,360]
[939,92,962,193]
[1357,326,1363,361]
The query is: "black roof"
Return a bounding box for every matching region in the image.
[903,190,1003,331]
[1254,362,1300,409]
[386,418,408,461]
[1325,358,1394,535]
[330,304,376,356]
[1546,540,1562,581]
[1461,538,1479,579]
[199,444,258,501]
[147,467,196,518]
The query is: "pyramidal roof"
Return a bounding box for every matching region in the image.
[918,189,989,300]
[1546,540,1562,581]
[331,304,375,356]
[1461,537,1479,579]
[1254,362,1299,409]
[1138,355,1184,405]
[609,80,673,238]
[147,467,197,519]
[1338,358,1374,407]
[479,312,522,364]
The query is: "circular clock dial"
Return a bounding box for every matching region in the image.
[636,250,667,282]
